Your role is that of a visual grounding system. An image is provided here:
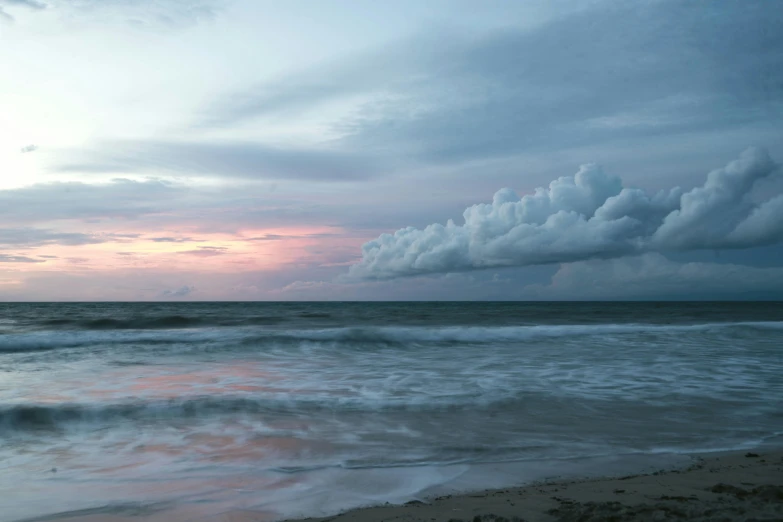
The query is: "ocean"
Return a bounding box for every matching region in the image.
[1,302,782,521]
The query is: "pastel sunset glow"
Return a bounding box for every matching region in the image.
[2,0,782,300]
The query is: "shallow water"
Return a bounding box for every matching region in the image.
[1,302,782,521]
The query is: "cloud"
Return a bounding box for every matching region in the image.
[347,147,782,280]
[149,236,202,243]
[2,0,47,7]
[20,144,38,153]
[525,253,783,300]
[246,232,339,241]
[0,253,46,263]
[202,1,782,168]
[0,228,114,247]
[56,140,380,181]
[247,234,286,241]
[0,0,218,26]
[160,285,195,298]
[177,246,228,257]
[0,177,394,241]
[0,0,45,21]
[0,179,182,223]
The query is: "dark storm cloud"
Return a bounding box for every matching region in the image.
[347,148,783,280]
[203,0,782,165]
[56,140,380,181]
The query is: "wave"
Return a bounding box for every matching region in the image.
[38,315,285,330]
[1,321,781,353]
[0,395,520,433]
[0,328,245,353]
[265,321,783,345]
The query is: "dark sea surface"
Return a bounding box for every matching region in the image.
[1,302,782,521]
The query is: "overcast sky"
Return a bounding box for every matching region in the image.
[1,0,782,300]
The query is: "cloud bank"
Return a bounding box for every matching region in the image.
[56,140,379,182]
[525,253,783,301]
[203,0,782,168]
[348,148,782,280]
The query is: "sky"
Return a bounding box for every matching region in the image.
[1,0,782,301]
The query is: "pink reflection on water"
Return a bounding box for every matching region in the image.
[84,363,288,401]
[11,362,336,522]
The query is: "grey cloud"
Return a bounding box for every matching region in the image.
[20,144,38,153]
[204,1,782,166]
[177,246,228,257]
[149,236,202,243]
[651,149,781,249]
[0,253,46,263]
[247,234,286,241]
[726,194,783,247]
[342,1,783,163]
[0,178,181,223]
[199,41,419,127]
[525,253,783,300]
[246,232,338,241]
[0,177,379,236]
[160,285,195,298]
[0,228,109,247]
[57,140,380,181]
[347,147,783,280]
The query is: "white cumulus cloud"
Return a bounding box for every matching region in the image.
[348,147,781,280]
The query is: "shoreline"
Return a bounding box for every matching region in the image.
[16,449,783,522]
[293,449,783,522]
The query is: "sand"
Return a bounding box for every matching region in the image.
[296,450,783,522]
[19,450,783,522]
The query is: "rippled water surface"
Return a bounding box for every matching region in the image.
[1,302,782,521]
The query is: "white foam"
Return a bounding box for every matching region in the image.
[2,320,781,353]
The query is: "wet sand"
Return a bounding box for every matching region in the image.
[295,450,783,522]
[21,450,783,522]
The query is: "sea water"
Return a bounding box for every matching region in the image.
[1,302,781,521]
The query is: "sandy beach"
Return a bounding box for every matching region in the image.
[293,450,783,522]
[28,449,782,522]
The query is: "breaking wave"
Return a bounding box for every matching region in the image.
[1,321,782,353]
[40,315,285,330]
[0,394,523,433]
